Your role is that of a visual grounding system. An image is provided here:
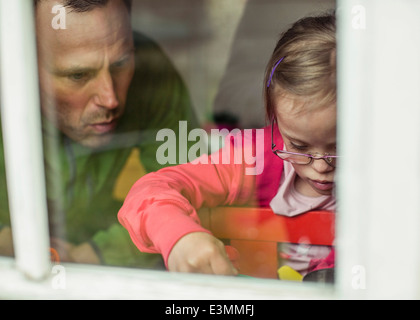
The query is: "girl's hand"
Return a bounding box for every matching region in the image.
[167,232,239,276]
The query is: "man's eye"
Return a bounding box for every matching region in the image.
[68,72,88,81]
[113,60,126,68]
[111,58,130,71]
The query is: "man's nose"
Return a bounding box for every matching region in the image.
[93,71,119,109]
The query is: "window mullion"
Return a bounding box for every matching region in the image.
[0,0,51,280]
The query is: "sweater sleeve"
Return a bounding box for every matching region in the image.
[118,133,259,265]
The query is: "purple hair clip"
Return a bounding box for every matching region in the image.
[267,57,284,88]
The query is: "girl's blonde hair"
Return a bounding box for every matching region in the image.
[264,13,336,121]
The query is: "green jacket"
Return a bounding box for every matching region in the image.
[0,32,199,269]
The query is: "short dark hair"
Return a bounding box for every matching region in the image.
[34,0,132,13]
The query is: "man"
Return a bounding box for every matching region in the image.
[0,0,198,268]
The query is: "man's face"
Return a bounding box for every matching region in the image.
[36,0,135,148]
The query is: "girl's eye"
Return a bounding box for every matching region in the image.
[290,142,307,151]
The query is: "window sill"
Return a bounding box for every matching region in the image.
[0,257,334,300]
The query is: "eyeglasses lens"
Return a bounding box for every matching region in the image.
[275,151,337,167]
[274,151,311,165]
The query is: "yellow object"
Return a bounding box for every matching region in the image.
[277,266,303,281]
[113,148,147,201]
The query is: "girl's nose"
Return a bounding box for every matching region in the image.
[311,157,334,173]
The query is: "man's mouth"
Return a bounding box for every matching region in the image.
[90,118,118,134]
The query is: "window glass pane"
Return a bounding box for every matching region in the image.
[124,0,337,284]
[35,0,337,289]
[0,100,13,259]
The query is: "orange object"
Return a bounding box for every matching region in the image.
[198,207,334,279]
[50,248,60,264]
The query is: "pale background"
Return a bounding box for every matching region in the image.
[131,0,336,128]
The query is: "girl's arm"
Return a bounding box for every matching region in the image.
[118,134,258,274]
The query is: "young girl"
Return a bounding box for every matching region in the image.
[118,13,337,277]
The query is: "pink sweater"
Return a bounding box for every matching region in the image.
[118,125,285,265]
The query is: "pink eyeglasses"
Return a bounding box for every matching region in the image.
[271,119,339,168]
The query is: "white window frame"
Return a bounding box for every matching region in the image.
[1,0,420,300]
